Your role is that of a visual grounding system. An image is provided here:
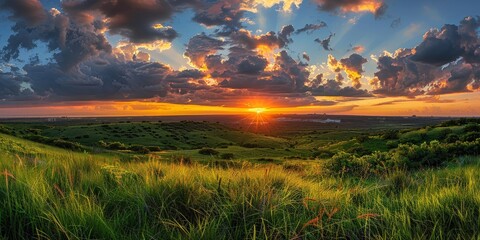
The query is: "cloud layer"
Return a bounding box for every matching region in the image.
[0,0,478,110]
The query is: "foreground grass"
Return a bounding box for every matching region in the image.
[0,134,479,239]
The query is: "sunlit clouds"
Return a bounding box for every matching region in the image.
[0,0,479,117]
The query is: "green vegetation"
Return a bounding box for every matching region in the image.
[0,118,479,239]
[1,121,286,151]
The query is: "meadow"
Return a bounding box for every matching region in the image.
[0,117,479,239]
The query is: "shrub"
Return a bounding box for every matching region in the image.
[355,135,370,143]
[386,140,398,149]
[106,142,127,150]
[463,132,480,142]
[463,124,480,133]
[445,134,460,143]
[383,129,399,140]
[313,149,334,159]
[198,148,219,155]
[147,146,162,152]
[0,125,12,135]
[438,128,453,139]
[325,152,360,177]
[128,145,150,154]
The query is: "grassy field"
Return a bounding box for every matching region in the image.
[0,117,479,239]
[1,116,480,239]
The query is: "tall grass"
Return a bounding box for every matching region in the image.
[0,134,479,239]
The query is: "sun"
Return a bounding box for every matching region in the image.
[248,108,267,114]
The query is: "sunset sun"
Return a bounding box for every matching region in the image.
[249,107,267,114]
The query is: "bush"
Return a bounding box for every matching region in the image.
[128,145,150,154]
[106,142,127,150]
[463,132,480,142]
[325,152,358,176]
[147,146,162,152]
[198,148,219,155]
[464,124,480,133]
[220,153,235,160]
[383,129,399,140]
[0,125,12,135]
[313,149,334,159]
[356,135,370,143]
[438,128,453,139]
[386,140,398,149]
[24,135,84,151]
[445,134,460,143]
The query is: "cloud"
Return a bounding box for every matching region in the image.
[315,33,334,51]
[252,0,303,12]
[1,8,112,70]
[62,0,178,43]
[411,16,480,66]
[0,0,47,25]
[313,0,387,18]
[348,45,365,53]
[309,74,371,97]
[295,22,327,34]
[231,26,294,51]
[391,17,401,28]
[328,53,368,88]
[184,33,225,69]
[302,52,310,61]
[372,16,480,97]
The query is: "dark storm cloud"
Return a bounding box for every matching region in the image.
[0,71,23,98]
[62,0,179,43]
[23,58,173,101]
[1,9,112,70]
[372,16,480,97]
[411,16,480,66]
[218,50,309,93]
[315,33,334,51]
[191,0,246,36]
[295,22,327,34]
[0,0,47,25]
[237,56,268,74]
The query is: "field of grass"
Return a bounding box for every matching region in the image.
[1,121,480,239]
[1,121,287,151]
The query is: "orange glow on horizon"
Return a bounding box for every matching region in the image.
[248,107,267,114]
[1,91,480,118]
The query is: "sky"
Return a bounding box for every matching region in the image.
[0,0,479,117]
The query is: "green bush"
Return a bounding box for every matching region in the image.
[382,129,399,140]
[463,132,480,142]
[128,145,150,154]
[463,124,480,133]
[106,142,127,150]
[0,125,12,135]
[445,134,460,143]
[198,148,219,155]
